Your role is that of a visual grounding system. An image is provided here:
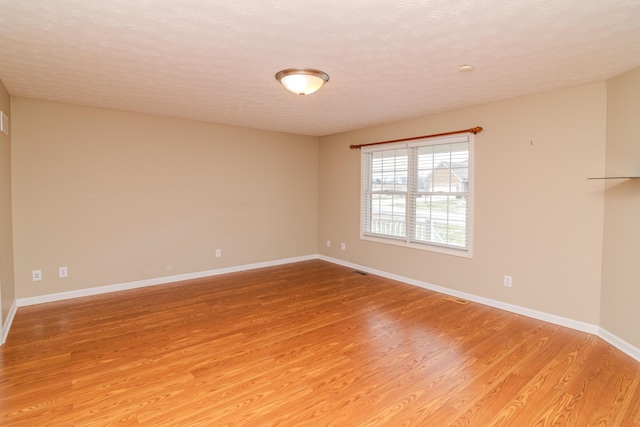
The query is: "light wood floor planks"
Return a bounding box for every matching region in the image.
[1,260,639,425]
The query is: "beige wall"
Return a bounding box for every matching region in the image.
[11,98,318,298]
[319,83,607,324]
[0,80,15,324]
[601,67,640,348]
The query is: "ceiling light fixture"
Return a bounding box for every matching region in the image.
[275,68,329,95]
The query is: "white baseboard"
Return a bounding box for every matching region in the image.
[1,300,18,345]
[6,253,640,363]
[319,255,640,363]
[15,254,318,308]
[599,327,640,362]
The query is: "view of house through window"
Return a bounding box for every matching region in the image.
[361,134,473,256]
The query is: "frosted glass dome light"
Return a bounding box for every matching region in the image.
[275,68,329,95]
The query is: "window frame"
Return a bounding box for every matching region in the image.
[360,133,474,258]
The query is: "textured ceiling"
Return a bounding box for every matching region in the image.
[0,0,639,136]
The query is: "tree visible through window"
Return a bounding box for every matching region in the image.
[361,134,473,256]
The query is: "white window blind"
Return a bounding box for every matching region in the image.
[361,133,473,257]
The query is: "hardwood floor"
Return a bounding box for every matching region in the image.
[1,260,639,426]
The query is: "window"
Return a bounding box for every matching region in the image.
[361,133,473,257]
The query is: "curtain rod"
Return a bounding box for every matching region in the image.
[349,126,483,149]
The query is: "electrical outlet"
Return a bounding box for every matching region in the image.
[59,266,68,278]
[340,243,346,251]
[215,249,222,258]
[326,240,331,247]
[32,270,42,281]
[504,275,512,287]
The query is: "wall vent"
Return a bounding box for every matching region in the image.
[444,295,469,305]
